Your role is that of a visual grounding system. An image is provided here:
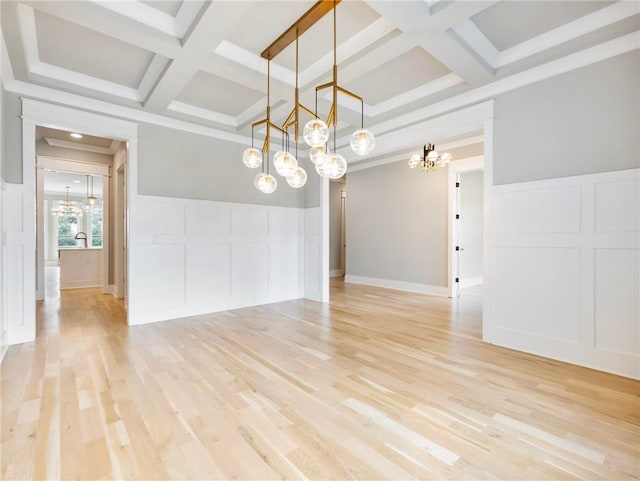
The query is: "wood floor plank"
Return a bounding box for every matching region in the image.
[1,272,639,480]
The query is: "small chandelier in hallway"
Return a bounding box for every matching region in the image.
[408,143,452,172]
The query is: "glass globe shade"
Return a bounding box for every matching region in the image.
[274,151,298,177]
[350,129,375,155]
[323,153,347,179]
[273,150,286,166]
[303,119,329,147]
[408,153,420,168]
[309,145,325,164]
[427,150,438,161]
[441,152,452,164]
[315,151,328,176]
[242,147,262,168]
[254,173,277,194]
[286,167,307,188]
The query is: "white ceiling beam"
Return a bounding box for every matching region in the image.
[335,31,640,152]
[88,1,180,37]
[365,0,497,85]
[143,1,256,113]
[175,1,207,38]
[1,2,29,81]
[495,1,640,68]
[22,0,183,59]
[452,19,499,69]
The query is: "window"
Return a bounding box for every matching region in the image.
[91,209,103,247]
[57,215,80,247]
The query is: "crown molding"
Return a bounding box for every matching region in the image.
[43,137,117,156]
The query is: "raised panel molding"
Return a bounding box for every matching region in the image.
[594,179,640,233]
[485,168,640,379]
[4,184,35,345]
[492,247,581,343]
[129,196,304,325]
[594,248,639,356]
[493,185,581,234]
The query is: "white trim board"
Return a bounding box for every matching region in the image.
[345,275,449,297]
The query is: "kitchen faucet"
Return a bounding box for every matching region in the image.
[74,232,88,248]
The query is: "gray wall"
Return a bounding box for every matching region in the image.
[346,161,448,287]
[494,51,640,185]
[448,142,483,160]
[138,123,305,208]
[2,90,21,183]
[329,180,344,272]
[459,170,483,282]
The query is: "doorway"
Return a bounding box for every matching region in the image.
[33,126,129,312]
[455,170,484,297]
[40,170,105,300]
[447,155,485,298]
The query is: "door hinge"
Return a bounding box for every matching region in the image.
[455,182,460,188]
[455,246,460,251]
[455,277,459,283]
[455,214,460,219]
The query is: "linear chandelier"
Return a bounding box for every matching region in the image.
[51,186,83,217]
[408,144,452,172]
[242,0,375,193]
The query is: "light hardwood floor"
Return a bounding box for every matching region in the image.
[2,275,638,480]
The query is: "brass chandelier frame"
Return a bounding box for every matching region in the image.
[251,0,365,151]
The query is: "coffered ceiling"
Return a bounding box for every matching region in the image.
[2,0,638,167]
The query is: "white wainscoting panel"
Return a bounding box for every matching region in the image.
[186,244,231,304]
[493,185,582,233]
[4,184,35,345]
[594,248,639,356]
[594,179,640,233]
[485,168,640,379]
[492,247,581,343]
[231,243,269,305]
[128,196,304,324]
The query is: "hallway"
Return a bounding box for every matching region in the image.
[2,280,638,479]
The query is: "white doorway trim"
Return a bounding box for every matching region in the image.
[447,155,484,298]
[16,98,137,344]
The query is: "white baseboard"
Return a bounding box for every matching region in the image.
[330,269,344,277]
[460,276,483,289]
[60,280,102,289]
[345,275,449,297]
[103,284,115,295]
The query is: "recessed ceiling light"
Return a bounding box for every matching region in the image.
[73,180,81,183]
[70,133,83,139]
